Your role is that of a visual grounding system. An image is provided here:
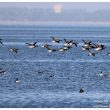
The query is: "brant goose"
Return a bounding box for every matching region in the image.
[51,37,62,43]
[10,48,19,53]
[25,42,38,48]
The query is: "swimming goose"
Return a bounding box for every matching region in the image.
[0,70,6,75]
[107,53,110,56]
[94,44,106,51]
[64,39,78,47]
[10,48,19,53]
[99,71,110,78]
[59,45,73,52]
[88,51,97,56]
[25,42,38,48]
[82,40,93,47]
[41,44,51,48]
[51,37,62,43]
[49,75,54,78]
[79,88,84,93]
[47,47,57,52]
[42,44,57,52]
[15,78,20,83]
[82,45,93,51]
[59,47,69,52]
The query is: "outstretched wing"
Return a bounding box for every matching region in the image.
[0,41,3,45]
[33,42,37,45]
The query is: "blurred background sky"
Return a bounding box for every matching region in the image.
[0,2,110,24]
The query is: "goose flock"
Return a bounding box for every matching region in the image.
[0,36,110,93]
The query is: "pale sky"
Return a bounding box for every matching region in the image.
[0,2,110,11]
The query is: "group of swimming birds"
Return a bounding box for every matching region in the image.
[0,37,110,93]
[0,37,110,55]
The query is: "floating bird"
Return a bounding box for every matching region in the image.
[88,50,97,56]
[47,48,57,52]
[0,70,5,74]
[59,47,69,52]
[64,39,73,45]
[45,46,57,52]
[59,45,72,52]
[82,45,94,51]
[107,53,110,56]
[51,37,62,43]
[99,71,110,78]
[15,78,20,83]
[82,40,93,47]
[0,39,3,45]
[41,44,51,48]
[94,44,106,51]
[82,40,95,51]
[10,48,19,53]
[63,45,73,49]
[42,44,57,52]
[79,88,84,93]
[25,42,38,48]
[49,75,54,78]
[0,69,6,76]
[64,39,78,47]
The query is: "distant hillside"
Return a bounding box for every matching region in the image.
[0,7,110,22]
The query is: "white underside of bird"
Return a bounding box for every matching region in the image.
[59,49,64,51]
[84,44,89,47]
[48,50,52,52]
[10,49,13,51]
[28,45,36,48]
[64,43,68,46]
[16,80,20,83]
[82,47,86,51]
[41,45,44,47]
[95,47,102,51]
[52,40,56,43]
[107,53,110,56]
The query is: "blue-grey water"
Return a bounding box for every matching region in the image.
[0,25,110,107]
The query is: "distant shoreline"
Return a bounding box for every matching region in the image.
[1,21,110,26]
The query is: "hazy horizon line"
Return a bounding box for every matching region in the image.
[1,21,110,26]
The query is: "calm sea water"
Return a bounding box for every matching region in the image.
[0,25,110,107]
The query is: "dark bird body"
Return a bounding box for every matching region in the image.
[10,48,19,53]
[51,37,62,43]
[25,42,38,48]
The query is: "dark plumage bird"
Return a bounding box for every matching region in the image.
[82,40,93,47]
[51,37,62,43]
[49,75,54,78]
[59,47,69,52]
[0,39,3,45]
[107,53,110,56]
[41,44,51,48]
[59,45,72,52]
[15,78,20,83]
[82,45,94,51]
[82,40,96,51]
[25,42,38,48]
[64,39,78,47]
[88,50,97,56]
[79,88,84,93]
[10,48,19,53]
[42,44,57,52]
[47,47,57,52]
[99,71,110,78]
[0,70,6,75]
[94,44,106,51]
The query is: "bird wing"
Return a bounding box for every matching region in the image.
[33,42,37,45]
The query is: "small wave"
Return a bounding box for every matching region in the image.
[0,59,110,62]
[3,42,110,46]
